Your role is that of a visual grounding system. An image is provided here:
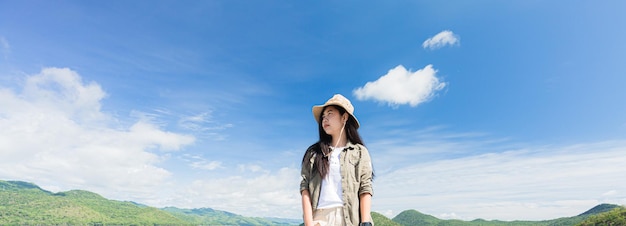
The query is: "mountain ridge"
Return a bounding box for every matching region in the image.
[374,204,623,226]
[0,180,299,225]
[1,180,623,225]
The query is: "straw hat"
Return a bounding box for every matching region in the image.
[312,94,360,128]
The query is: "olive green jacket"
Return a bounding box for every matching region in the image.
[300,142,374,226]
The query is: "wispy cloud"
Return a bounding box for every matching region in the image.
[183,154,223,170]
[238,164,266,173]
[178,112,233,140]
[191,160,222,170]
[0,67,194,199]
[423,30,460,50]
[130,108,233,141]
[353,64,446,107]
[169,167,301,218]
[0,67,302,219]
[179,112,213,131]
[373,140,626,220]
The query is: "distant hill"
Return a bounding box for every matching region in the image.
[372,212,402,226]
[0,180,297,225]
[1,180,622,225]
[163,206,296,225]
[0,180,48,191]
[382,204,623,226]
[577,206,626,226]
[0,180,185,225]
[393,209,441,225]
[578,203,620,216]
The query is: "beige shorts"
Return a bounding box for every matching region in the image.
[312,206,344,226]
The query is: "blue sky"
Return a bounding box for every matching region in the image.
[1,0,625,221]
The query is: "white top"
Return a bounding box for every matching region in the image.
[317,146,344,209]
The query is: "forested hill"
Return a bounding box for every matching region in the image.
[0,180,298,225]
[1,180,623,225]
[372,204,624,226]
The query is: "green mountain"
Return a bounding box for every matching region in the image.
[393,209,441,225]
[0,180,186,225]
[386,204,622,226]
[577,203,621,216]
[372,211,402,226]
[1,180,623,225]
[577,206,626,226]
[0,180,298,225]
[163,206,297,225]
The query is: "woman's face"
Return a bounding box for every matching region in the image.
[321,106,347,137]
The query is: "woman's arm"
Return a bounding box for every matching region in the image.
[359,192,372,223]
[301,189,314,226]
[358,145,374,224]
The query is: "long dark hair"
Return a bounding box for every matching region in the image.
[302,105,363,178]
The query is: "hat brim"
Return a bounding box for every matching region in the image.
[312,104,360,129]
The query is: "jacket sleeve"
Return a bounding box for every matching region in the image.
[300,148,314,193]
[357,145,374,196]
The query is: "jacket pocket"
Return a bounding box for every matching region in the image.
[347,150,360,166]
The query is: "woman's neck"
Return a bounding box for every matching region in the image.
[331,135,348,148]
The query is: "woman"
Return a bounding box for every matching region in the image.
[300,94,374,226]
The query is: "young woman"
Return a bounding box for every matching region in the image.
[300,94,374,226]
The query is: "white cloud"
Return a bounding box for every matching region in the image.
[179,112,213,131]
[238,164,265,173]
[0,68,300,218]
[439,212,459,220]
[163,167,301,218]
[372,140,626,220]
[178,111,233,140]
[5,67,623,222]
[191,160,222,171]
[422,30,460,50]
[181,154,223,171]
[353,64,446,107]
[0,67,194,199]
[0,67,303,219]
[22,67,108,123]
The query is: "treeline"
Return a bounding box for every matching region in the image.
[0,182,186,225]
[370,204,625,226]
[578,206,626,226]
[0,180,293,225]
[2,180,624,225]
